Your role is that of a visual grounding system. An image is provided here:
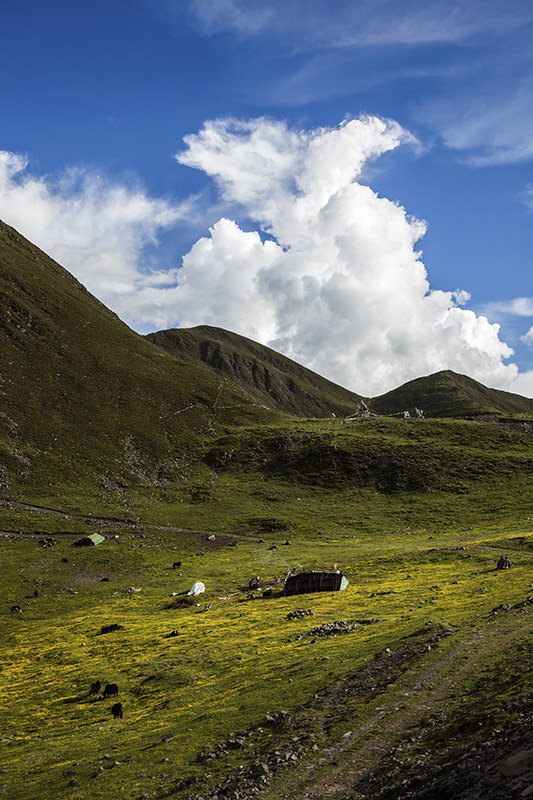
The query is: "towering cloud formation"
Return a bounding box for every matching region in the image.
[173,116,516,394]
[0,118,523,395]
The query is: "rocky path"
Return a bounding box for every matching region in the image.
[182,606,532,800]
[271,609,532,800]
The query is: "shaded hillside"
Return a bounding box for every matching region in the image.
[368,370,533,418]
[0,221,277,498]
[144,325,362,417]
[204,415,533,495]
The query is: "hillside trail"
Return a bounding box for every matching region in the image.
[0,497,265,543]
[0,497,141,526]
[270,612,529,800]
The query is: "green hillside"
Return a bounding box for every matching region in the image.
[1,221,532,800]
[146,328,533,421]
[0,221,277,503]
[369,369,533,418]
[145,325,362,418]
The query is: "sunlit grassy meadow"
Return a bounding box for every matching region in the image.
[2,416,532,799]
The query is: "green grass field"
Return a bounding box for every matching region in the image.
[1,416,532,800]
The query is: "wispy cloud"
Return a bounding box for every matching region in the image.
[417,75,533,166]
[520,326,533,350]
[186,0,531,48]
[483,297,533,317]
[171,0,533,169]
[521,183,533,209]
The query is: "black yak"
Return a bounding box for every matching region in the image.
[100,623,124,634]
[111,702,123,719]
[103,683,118,698]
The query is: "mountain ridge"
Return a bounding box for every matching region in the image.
[145,325,533,419]
[368,368,533,418]
[144,325,363,418]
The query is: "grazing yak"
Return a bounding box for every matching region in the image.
[172,561,182,569]
[89,680,101,696]
[103,683,119,698]
[111,702,123,719]
[100,623,124,634]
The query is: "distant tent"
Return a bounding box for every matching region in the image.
[284,570,348,596]
[73,533,105,547]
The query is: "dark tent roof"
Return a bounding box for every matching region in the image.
[284,570,348,596]
[73,533,105,547]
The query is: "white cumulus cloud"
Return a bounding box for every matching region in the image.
[0,118,527,396]
[171,115,517,395]
[507,369,533,398]
[0,150,186,307]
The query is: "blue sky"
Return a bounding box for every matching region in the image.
[1,0,532,395]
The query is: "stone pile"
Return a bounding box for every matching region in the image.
[286,609,315,620]
[308,619,358,636]
[188,732,305,800]
[492,595,533,614]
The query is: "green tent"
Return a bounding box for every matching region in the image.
[73,533,105,547]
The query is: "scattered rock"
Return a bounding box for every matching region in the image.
[174,775,198,790]
[286,609,315,620]
[499,750,533,776]
[491,596,533,614]
[308,620,359,636]
[252,761,270,777]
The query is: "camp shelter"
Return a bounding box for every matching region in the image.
[73,533,105,547]
[284,570,348,596]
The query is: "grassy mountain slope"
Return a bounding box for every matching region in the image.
[1,221,533,800]
[146,328,533,420]
[0,221,277,502]
[144,325,363,418]
[369,369,533,418]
